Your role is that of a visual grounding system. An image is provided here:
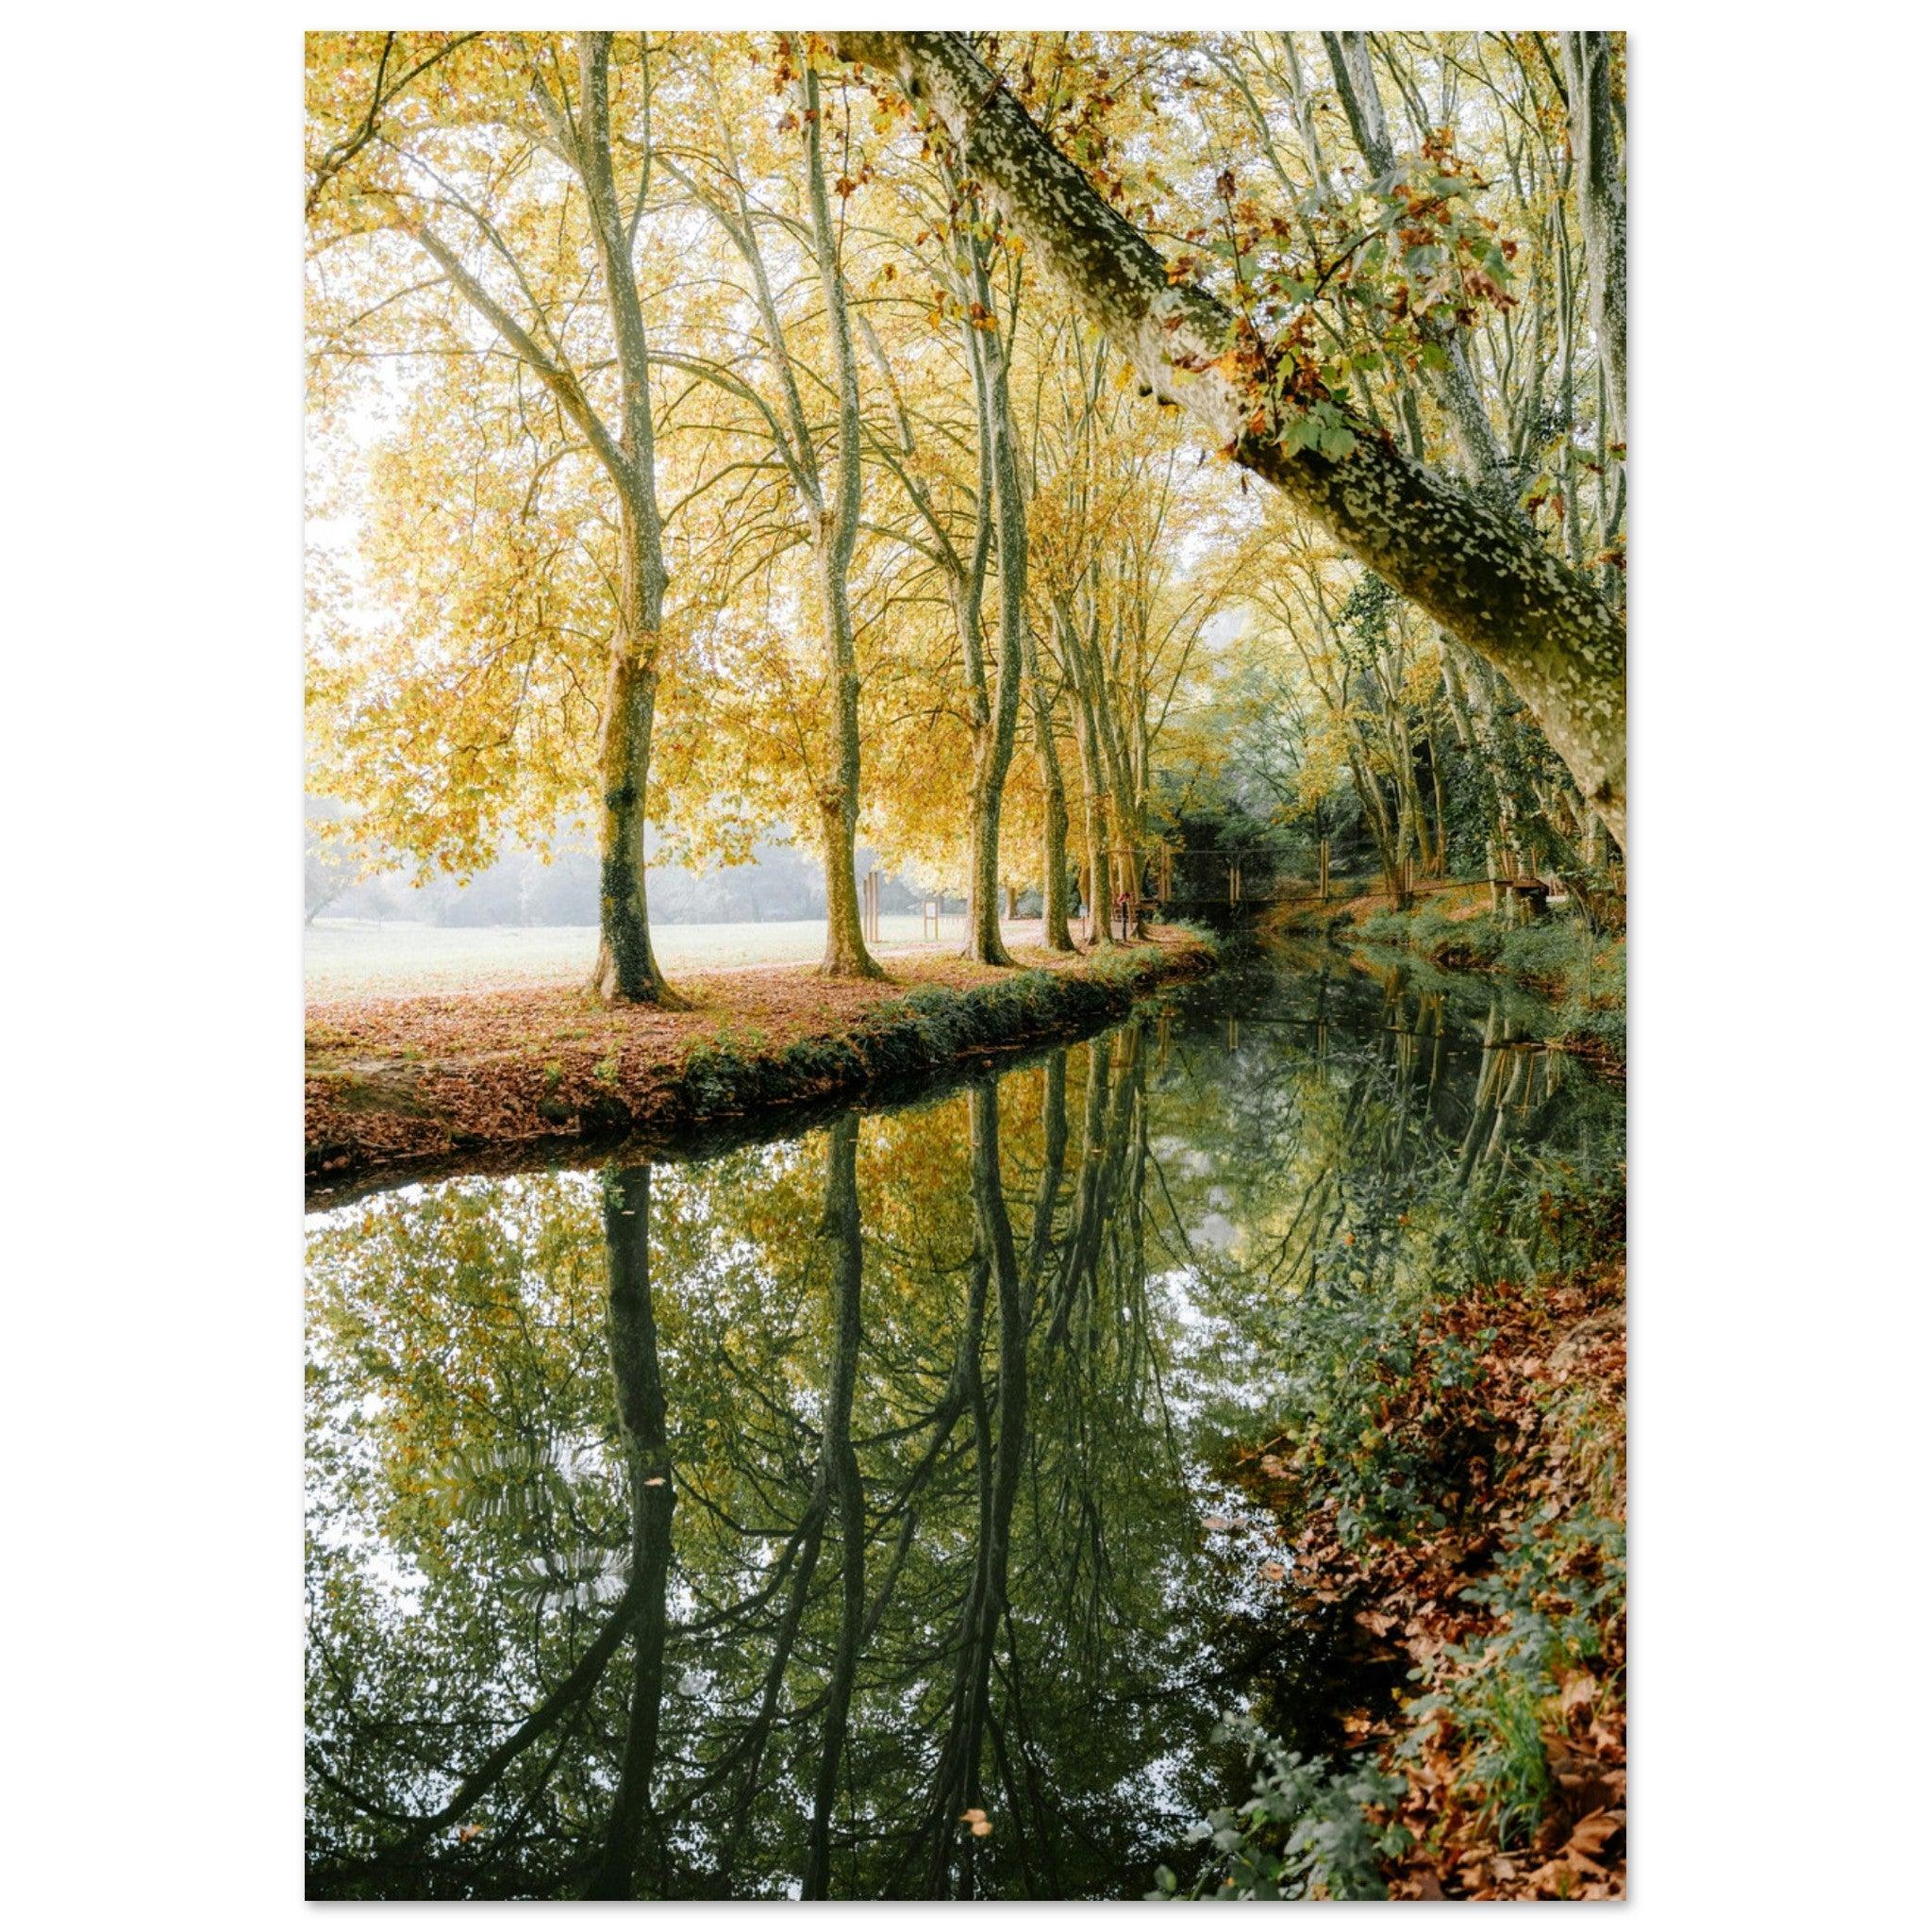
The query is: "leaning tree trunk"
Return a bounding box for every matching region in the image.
[836,30,1626,846]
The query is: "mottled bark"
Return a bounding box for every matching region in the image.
[836,31,1625,844]
[1560,32,1626,454]
[589,612,675,1006]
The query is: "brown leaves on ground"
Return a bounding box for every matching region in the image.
[1233,1258,1626,1901]
[306,929,1209,1187]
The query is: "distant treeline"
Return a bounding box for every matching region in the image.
[307,808,923,928]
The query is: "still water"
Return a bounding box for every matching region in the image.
[305,948,1624,1900]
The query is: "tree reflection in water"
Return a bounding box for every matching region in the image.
[305,960,1622,1899]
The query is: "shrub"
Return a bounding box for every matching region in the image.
[1150,1716,1407,1901]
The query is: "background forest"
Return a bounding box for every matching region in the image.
[305,29,1624,991]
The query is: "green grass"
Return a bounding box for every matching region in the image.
[306,915,954,1001]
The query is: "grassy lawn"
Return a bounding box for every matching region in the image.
[305,915,959,1001]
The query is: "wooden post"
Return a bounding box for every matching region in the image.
[1318,837,1330,905]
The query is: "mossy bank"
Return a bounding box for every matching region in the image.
[307,930,1218,1197]
[1275,883,1625,1082]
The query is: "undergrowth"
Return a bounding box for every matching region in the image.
[1165,1147,1627,1902]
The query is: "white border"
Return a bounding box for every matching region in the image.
[5,6,1926,1923]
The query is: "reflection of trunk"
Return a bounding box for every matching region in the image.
[804,1113,866,1900]
[370,1591,638,1872]
[1045,1028,1142,1354]
[717,1504,826,1887]
[1021,1052,1071,1312]
[1457,999,1517,1187]
[1048,1040,1112,1347]
[924,1080,1028,1898]
[590,1164,675,1900]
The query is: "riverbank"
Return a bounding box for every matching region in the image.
[1162,1165,1627,1904]
[1241,1248,1624,1898]
[306,926,1216,1192]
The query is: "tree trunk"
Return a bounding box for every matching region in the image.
[959,287,1025,966]
[800,66,883,982]
[1040,791,1073,948]
[589,526,678,1007]
[837,30,1626,845]
[1072,709,1114,948]
[1322,31,1512,503]
[812,603,877,976]
[1561,32,1626,455]
[1021,634,1074,951]
[1057,599,1118,947]
[964,734,1014,965]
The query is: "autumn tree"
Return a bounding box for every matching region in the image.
[307,31,687,1002]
